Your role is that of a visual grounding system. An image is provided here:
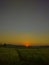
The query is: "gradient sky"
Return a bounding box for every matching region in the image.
[0,0,49,45]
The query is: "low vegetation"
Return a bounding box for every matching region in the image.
[0,45,49,65]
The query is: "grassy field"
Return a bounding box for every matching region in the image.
[0,47,49,65]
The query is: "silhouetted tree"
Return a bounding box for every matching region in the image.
[4,43,6,47]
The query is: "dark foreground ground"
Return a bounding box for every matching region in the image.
[0,46,49,65]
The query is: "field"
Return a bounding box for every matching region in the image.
[0,47,49,65]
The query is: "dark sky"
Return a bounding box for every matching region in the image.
[0,0,49,45]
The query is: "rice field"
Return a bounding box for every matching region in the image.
[0,47,49,65]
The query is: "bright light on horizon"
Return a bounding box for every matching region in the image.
[24,41,30,47]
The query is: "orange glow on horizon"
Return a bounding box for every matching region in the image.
[24,41,30,47]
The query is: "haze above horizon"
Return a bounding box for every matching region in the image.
[0,0,49,45]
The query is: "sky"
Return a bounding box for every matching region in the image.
[0,0,49,46]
